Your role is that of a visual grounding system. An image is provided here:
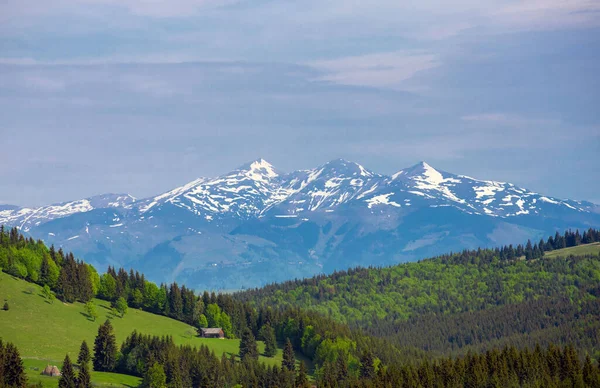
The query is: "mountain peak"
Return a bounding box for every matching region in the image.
[320,159,374,177]
[410,161,437,173]
[392,161,440,180]
[234,158,279,183]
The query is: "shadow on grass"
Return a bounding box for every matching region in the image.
[79,312,99,322]
[99,304,113,311]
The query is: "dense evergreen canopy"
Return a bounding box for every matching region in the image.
[2,225,599,386]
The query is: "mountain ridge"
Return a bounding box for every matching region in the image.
[2,159,596,225]
[1,159,598,289]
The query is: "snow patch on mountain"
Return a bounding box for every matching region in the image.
[246,159,279,181]
[473,183,505,199]
[366,193,402,208]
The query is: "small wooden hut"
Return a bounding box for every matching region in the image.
[200,328,225,339]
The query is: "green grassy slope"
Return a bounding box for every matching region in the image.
[22,358,142,388]
[544,242,600,258]
[0,272,301,387]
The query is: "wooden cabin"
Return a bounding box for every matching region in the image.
[200,328,225,339]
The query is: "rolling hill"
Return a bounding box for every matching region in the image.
[234,230,600,358]
[0,271,306,387]
[2,228,600,387]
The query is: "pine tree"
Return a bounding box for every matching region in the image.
[166,357,183,388]
[78,340,91,366]
[360,350,376,380]
[282,338,295,372]
[77,362,92,388]
[3,342,27,387]
[57,257,76,302]
[40,255,51,285]
[76,262,94,302]
[58,354,77,388]
[239,328,259,361]
[525,240,534,260]
[336,353,349,382]
[168,283,183,320]
[296,361,310,388]
[93,320,118,372]
[260,324,277,357]
[320,360,337,387]
[583,354,597,387]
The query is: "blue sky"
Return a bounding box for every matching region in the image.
[0,0,599,206]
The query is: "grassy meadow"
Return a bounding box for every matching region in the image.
[0,271,307,387]
[544,242,600,258]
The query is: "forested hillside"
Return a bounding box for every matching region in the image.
[0,225,405,385]
[2,225,600,387]
[235,229,600,358]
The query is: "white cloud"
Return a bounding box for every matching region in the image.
[309,52,440,89]
[22,76,66,91]
[460,113,560,128]
[0,0,228,20]
[492,0,600,30]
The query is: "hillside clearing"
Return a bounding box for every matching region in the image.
[544,242,600,258]
[0,271,309,386]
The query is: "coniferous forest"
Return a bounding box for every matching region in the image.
[1,226,599,387]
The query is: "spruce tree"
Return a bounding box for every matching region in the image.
[239,328,259,361]
[296,361,310,388]
[77,362,92,388]
[166,357,183,388]
[58,354,77,388]
[360,350,376,380]
[168,283,183,320]
[76,262,94,302]
[320,360,337,387]
[57,258,76,302]
[260,324,277,357]
[0,340,5,383]
[78,340,91,366]
[282,338,295,371]
[40,256,51,285]
[583,355,593,386]
[336,353,349,381]
[3,342,27,388]
[93,320,118,371]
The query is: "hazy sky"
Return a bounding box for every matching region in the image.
[1,0,599,206]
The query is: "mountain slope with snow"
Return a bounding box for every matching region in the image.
[0,194,136,232]
[1,159,598,289]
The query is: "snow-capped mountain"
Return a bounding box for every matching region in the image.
[1,159,598,290]
[0,194,136,232]
[373,162,591,218]
[263,159,383,216]
[137,159,283,221]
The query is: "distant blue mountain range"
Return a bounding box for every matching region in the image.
[2,159,599,290]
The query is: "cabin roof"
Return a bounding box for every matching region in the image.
[201,328,223,334]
